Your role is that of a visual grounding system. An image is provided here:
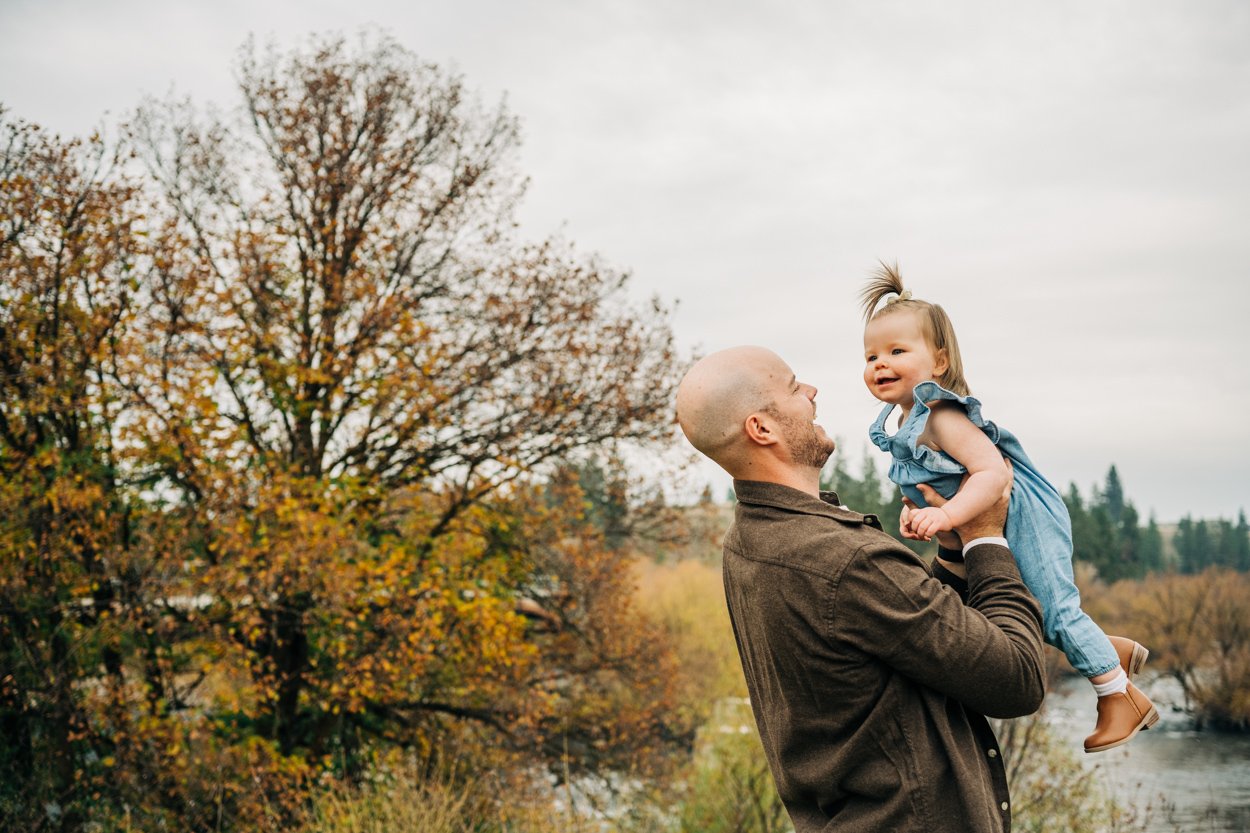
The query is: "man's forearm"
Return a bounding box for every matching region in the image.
[842,540,1046,719]
[934,549,967,588]
[962,542,1047,717]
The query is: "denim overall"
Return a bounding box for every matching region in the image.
[869,381,1118,678]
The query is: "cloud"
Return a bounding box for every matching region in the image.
[2,0,1247,518]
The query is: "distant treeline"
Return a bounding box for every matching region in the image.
[1172,513,1250,574]
[817,449,1248,581]
[1064,465,1249,581]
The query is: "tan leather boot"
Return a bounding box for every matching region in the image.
[1107,635,1149,680]
[1084,682,1159,753]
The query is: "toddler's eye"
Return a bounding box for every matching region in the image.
[891,348,905,355]
[866,354,877,362]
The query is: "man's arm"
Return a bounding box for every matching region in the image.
[835,540,1045,718]
[930,553,968,599]
[834,470,1046,718]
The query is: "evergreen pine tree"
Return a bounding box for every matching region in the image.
[570,458,631,549]
[1176,516,1196,573]
[1065,482,1090,562]
[1236,510,1250,571]
[1118,501,1142,579]
[1067,481,1123,579]
[1216,519,1240,570]
[1193,519,1213,572]
[1139,514,1165,574]
[1104,465,1126,526]
[1087,503,1119,580]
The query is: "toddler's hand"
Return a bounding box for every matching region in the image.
[898,501,926,541]
[909,506,954,540]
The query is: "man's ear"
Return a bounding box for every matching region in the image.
[744,412,779,446]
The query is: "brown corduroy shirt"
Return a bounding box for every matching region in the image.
[723,480,1046,833]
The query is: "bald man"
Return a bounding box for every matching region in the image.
[676,346,1045,833]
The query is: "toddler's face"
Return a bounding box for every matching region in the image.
[862,310,947,408]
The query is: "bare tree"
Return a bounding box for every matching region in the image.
[130,32,677,530]
[113,31,685,778]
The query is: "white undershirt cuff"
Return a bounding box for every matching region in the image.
[962,536,1009,556]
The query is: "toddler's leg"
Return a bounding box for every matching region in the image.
[1032,591,1159,752]
[1009,534,1118,676]
[1083,635,1159,753]
[1006,531,1157,752]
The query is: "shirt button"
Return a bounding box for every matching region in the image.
[987,749,997,758]
[1001,802,1009,811]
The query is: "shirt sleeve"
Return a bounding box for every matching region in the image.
[930,557,968,601]
[834,540,1046,718]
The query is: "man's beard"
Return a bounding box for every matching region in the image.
[775,413,834,470]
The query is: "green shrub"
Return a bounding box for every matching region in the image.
[672,699,791,833]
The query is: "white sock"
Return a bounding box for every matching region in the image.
[1091,668,1128,697]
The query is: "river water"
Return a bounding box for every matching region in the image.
[1043,675,1250,833]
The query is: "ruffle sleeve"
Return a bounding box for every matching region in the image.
[902,381,1002,474]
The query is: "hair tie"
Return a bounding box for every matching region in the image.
[886,290,912,305]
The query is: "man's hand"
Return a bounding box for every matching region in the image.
[915,460,1014,543]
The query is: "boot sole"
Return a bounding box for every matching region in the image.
[1084,707,1160,754]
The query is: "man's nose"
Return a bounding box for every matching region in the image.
[803,383,817,401]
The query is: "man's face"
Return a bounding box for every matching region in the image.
[764,362,836,470]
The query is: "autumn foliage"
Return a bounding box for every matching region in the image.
[0,32,687,832]
[1085,567,1250,731]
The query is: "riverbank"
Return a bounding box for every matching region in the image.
[1044,675,1250,833]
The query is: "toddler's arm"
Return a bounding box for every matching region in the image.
[908,402,1010,539]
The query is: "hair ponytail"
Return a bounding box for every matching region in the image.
[859,261,908,322]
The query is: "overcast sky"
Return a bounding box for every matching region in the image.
[3,0,1248,521]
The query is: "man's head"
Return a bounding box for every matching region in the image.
[675,346,834,486]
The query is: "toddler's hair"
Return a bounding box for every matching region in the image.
[859,262,970,396]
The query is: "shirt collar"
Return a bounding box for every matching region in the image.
[732,479,882,529]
